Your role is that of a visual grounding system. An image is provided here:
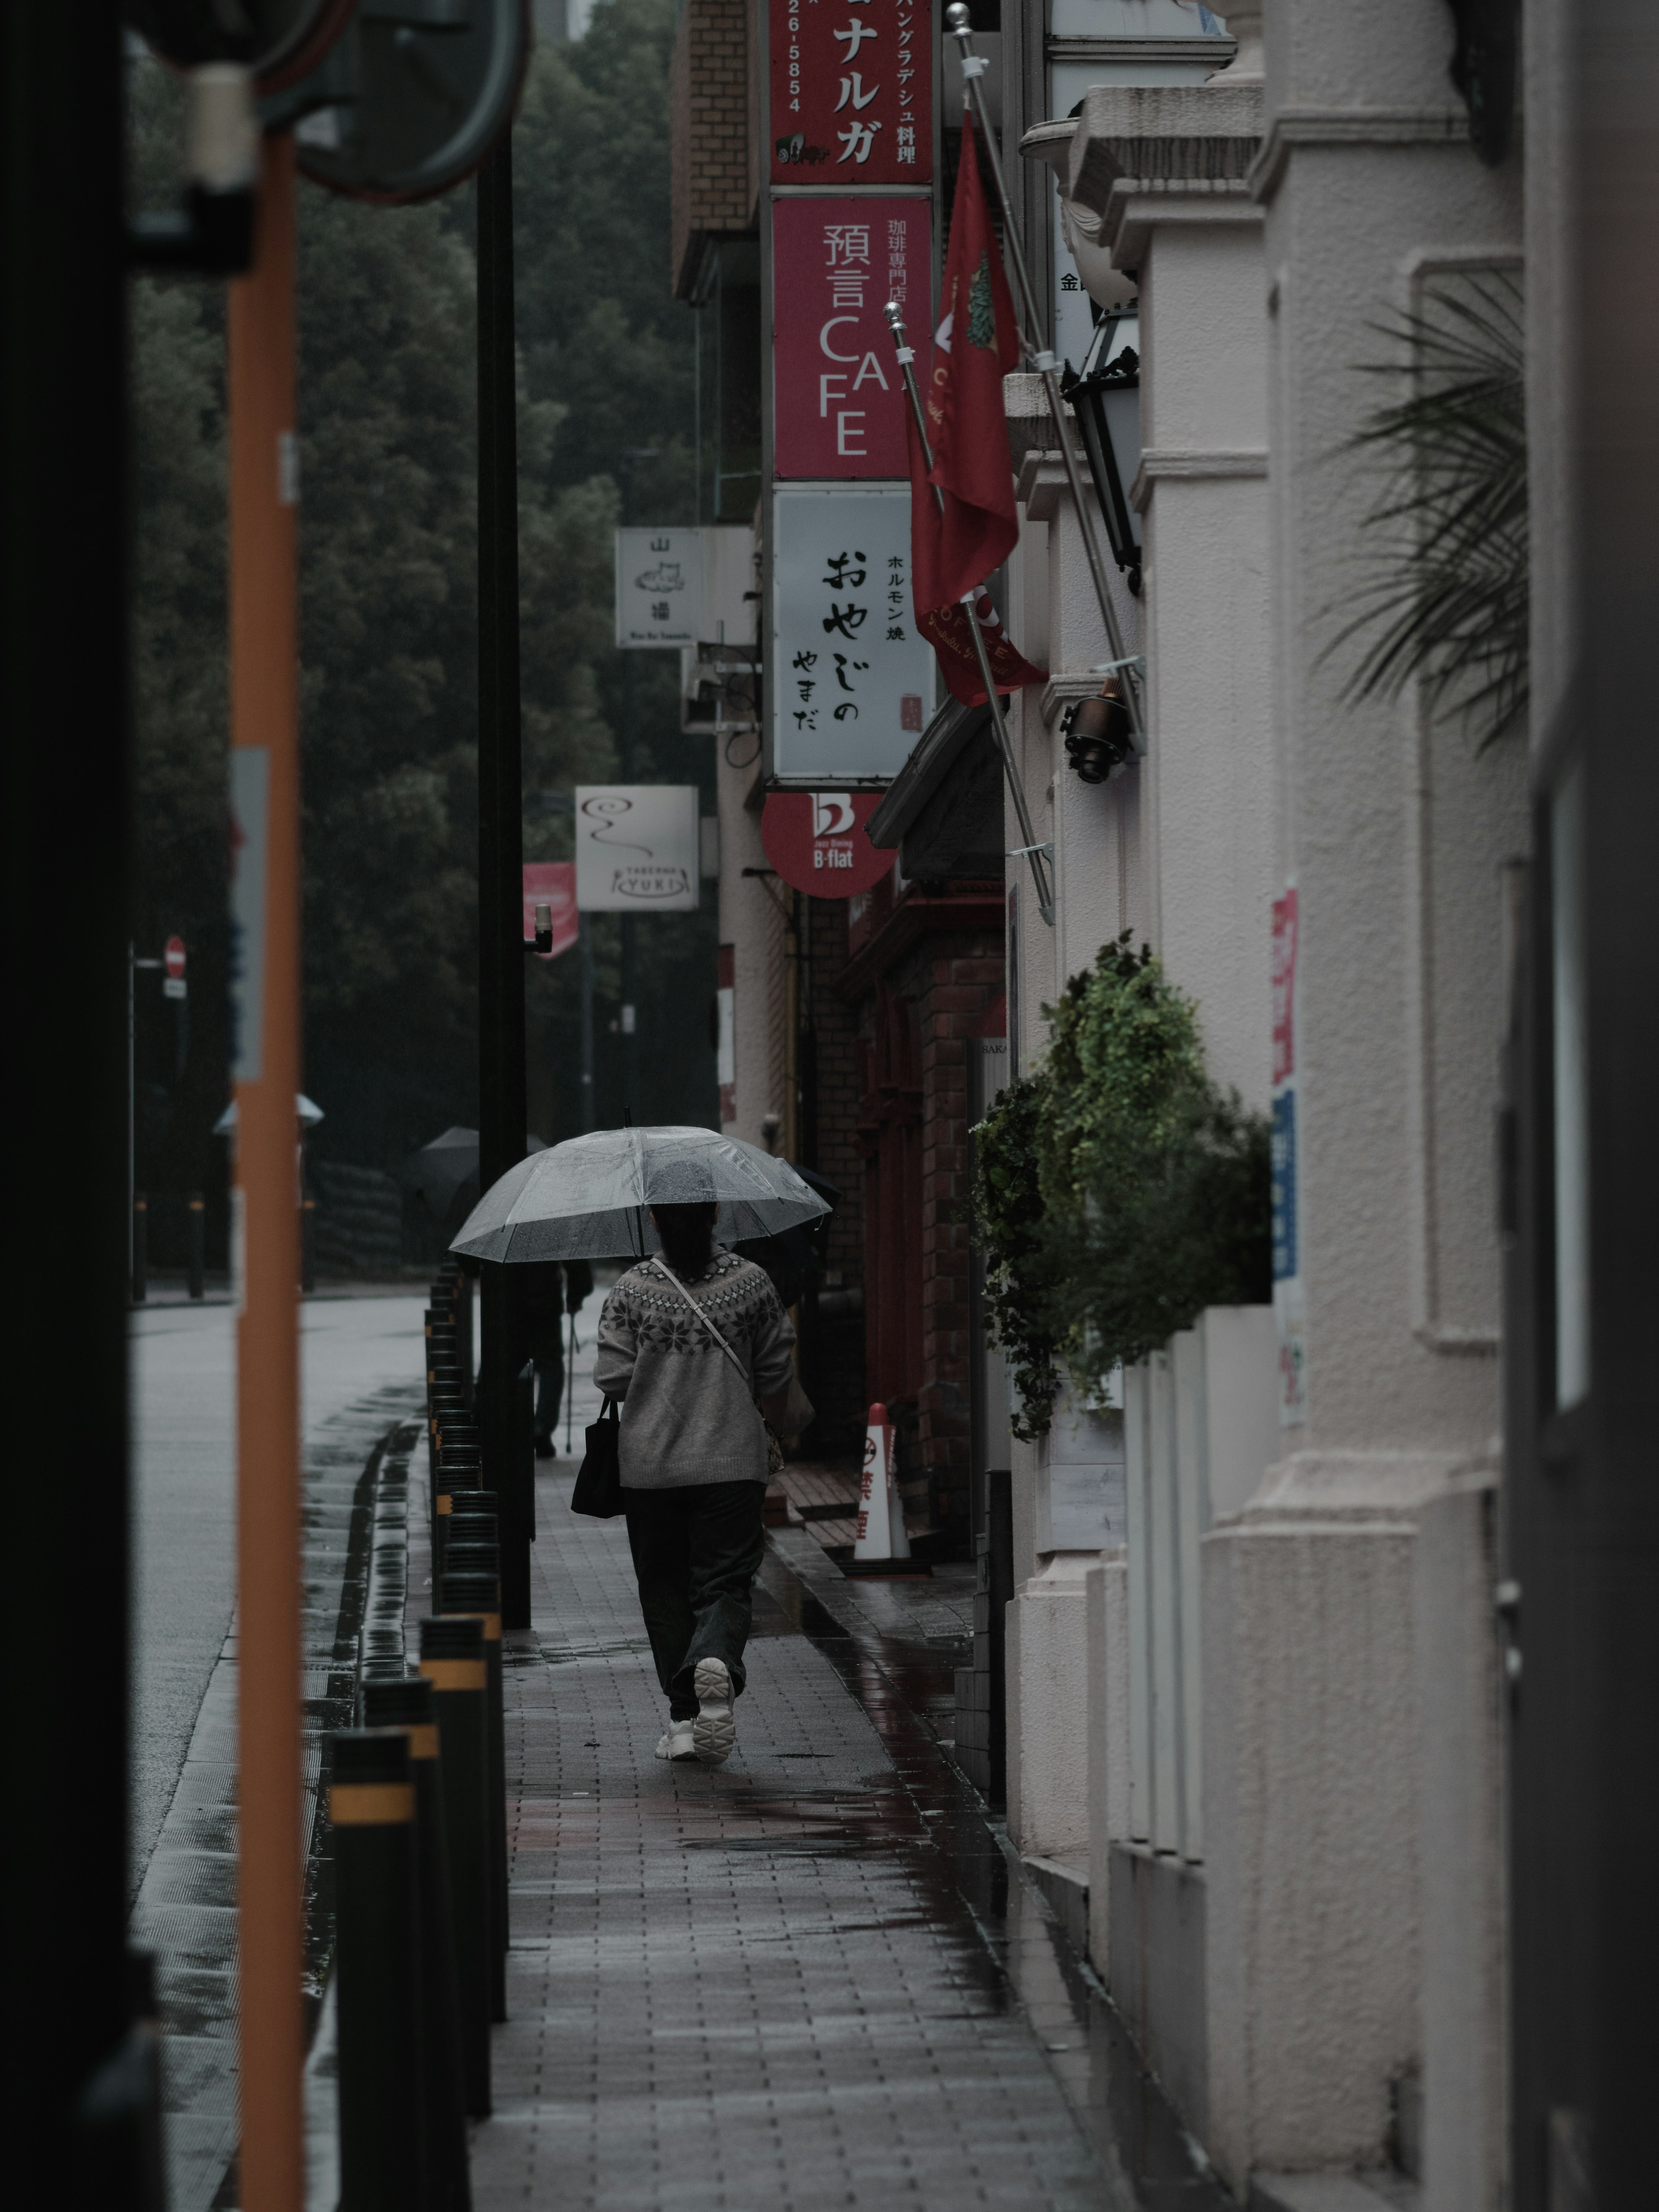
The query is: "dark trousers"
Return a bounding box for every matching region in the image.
[622,1481,765,1720]
[532,1350,563,1443]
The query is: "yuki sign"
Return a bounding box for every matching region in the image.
[773,197,928,479]
[771,0,933,184]
[772,485,932,782]
[615,527,702,648]
[575,787,701,912]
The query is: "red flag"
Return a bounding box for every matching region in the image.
[908,397,1045,704]
[925,113,1024,603]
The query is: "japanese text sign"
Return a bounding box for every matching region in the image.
[575,787,701,912]
[773,197,928,478]
[772,485,933,781]
[771,0,933,185]
[614,527,702,648]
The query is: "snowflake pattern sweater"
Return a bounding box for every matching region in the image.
[591,1247,797,1488]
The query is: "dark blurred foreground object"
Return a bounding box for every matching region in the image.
[264,0,530,204]
[4,5,138,2195]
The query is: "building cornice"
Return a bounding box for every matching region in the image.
[1129,447,1269,513]
[1046,34,1235,67]
[1248,105,1470,204]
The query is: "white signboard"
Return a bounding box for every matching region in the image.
[575,786,700,912]
[772,484,933,783]
[615,527,703,648]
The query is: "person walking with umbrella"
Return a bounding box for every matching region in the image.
[450,1125,825,1767]
[593,1201,798,1764]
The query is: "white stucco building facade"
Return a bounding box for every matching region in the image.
[992,3,1529,2204]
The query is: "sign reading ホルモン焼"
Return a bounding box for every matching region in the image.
[614,528,702,648]
[770,0,933,185]
[575,788,700,912]
[773,197,928,479]
[771,485,932,782]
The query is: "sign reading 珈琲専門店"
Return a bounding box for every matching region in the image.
[773,196,929,479]
[772,484,933,782]
[770,0,933,185]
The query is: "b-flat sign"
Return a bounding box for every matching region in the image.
[614,527,702,648]
[772,484,933,782]
[773,197,928,478]
[575,786,701,912]
[761,791,891,897]
[770,0,933,184]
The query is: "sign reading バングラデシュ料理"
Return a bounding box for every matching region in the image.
[770,0,933,185]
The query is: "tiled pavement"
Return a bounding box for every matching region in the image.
[473,1468,1114,2210]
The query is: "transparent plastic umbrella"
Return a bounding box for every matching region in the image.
[449,1124,830,1263]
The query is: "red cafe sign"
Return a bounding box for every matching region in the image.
[773,196,929,478]
[761,790,893,898]
[770,0,934,187]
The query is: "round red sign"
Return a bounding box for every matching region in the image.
[760,792,892,900]
[164,935,187,980]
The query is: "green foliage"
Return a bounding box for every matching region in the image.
[127,0,711,1225]
[971,937,1271,1433]
[1328,270,1527,747]
[968,1077,1059,1440]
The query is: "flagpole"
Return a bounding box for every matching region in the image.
[886,304,1056,927]
[944,3,1145,744]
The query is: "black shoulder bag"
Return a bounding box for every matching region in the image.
[569,1395,623,1518]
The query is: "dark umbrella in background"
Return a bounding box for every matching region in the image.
[400,1125,548,1230]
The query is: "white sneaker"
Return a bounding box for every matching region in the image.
[692,1658,736,1766]
[655,1719,697,1761]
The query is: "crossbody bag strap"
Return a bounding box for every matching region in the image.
[651,1257,758,1400]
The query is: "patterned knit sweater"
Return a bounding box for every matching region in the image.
[592,1247,797,1488]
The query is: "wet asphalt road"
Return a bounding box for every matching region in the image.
[129,1291,432,1888]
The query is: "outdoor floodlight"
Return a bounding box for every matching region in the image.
[1064,309,1143,595]
[1062,679,1135,784]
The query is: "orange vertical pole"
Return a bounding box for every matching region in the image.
[228,132,303,2212]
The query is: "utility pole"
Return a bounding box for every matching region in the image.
[477,132,532,1628]
[228,131,305,2212]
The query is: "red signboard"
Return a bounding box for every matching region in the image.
[1271,886,1298,1086]
[770,0,933,186]
[164,934,186,980]
[773,195,929,478]
[762,790,893,898]
[522,861,579,961]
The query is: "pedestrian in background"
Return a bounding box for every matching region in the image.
[593,1201,798,1765]
[525,1257,593,1457]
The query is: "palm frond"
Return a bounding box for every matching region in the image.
[1324,270,1528,747]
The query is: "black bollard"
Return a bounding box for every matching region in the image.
[360,1678,473,2212]
[187,1192,206,1300]
[434,1448,483,1580]
[418,1616,492,2116]
[439,1567,507,2019]
[331,1729,424,2212]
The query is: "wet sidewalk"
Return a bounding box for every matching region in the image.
[458,1452,1230,2212]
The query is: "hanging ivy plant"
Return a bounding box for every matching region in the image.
[968,1074,1061,1441]
[971,936,1271,1434]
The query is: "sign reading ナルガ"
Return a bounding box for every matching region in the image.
[773,196,929,479]
[761,790,892,898]
[770,0,934,184]
[575,787,701,913]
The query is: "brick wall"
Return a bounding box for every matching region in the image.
[669,0,756,297]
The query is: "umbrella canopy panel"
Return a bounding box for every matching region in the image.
[451,1125,831,1264]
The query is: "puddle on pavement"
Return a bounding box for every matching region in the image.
[753,1542,1233,2212]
